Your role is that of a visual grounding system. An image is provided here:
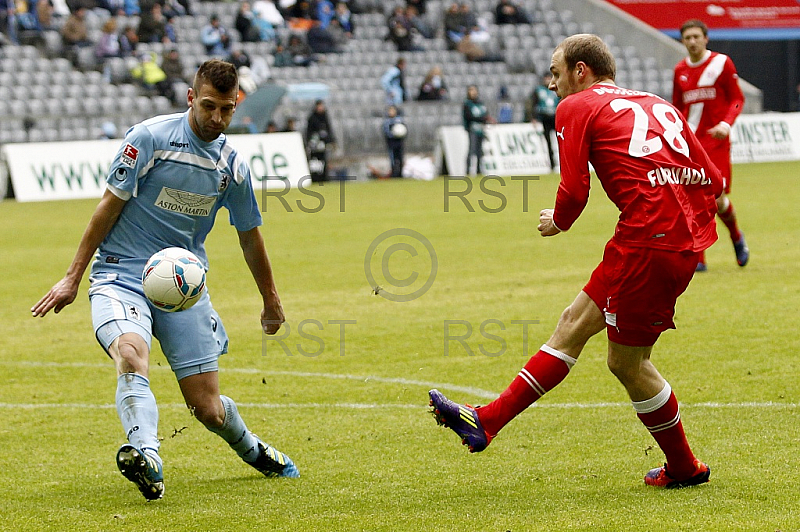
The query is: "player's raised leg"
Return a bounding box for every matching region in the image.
[178,371,299,478]
[606,341,709,488]
[106,331,165,500]
[430,291,604,452]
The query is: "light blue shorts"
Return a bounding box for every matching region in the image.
[89,278,229,380]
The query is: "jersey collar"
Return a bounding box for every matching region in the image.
[686,50,712,68]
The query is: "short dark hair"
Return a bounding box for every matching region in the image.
[680,19,708,37]
[556,34,616,80]
[194,60,238,94]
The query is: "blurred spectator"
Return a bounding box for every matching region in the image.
[272,41,293,66]
[99,0,123,15]
[164,14,177,43]
[15,0,45,45]
[252,0,284,27]
[119,24,138,56]
[381,58,407,107]
[161,48,186,104]
[37,0,56,31]
[266,121,279,133]
[524,72,559,170]
[306,99,336,183]
[61,5,92,48]
[1,0,18,45]
[307,18,339,53]
[227,48,251,70]
[383,105,407,177]
[137,2,167,44]
[463,84,490,176]
[235,1,259,42]
[460,3,478,28]
[495,0,530,25]
[405,5,433,39]
[95,17,121,61]
[201,14,231,55]
[443,2,464,49]
[334,2,353,37]
[122,0,139,16]
[315,0,334,29]
[131,51,173,100]
[286,33,314,65]
[162,0,188,19]
[417,66,447,100]
[161,47,186,83]
[387,5,420,52]
[283,117,296,131]
[326,17,348,48]
[407,0,426,15]
[252,7,276,42]
[457,31,503,62]
[496,85,514,123]
[288,0,313,31]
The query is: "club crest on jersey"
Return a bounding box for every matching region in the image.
[218,173,231,192]
[121,143,139,167]
[127,305,141,321]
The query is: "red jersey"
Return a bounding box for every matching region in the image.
[553,83,723,253]
[672,51,744,142]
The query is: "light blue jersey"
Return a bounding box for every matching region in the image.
[90,111,261,293]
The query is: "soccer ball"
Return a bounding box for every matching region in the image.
[142,247,207,312]
[391,122,408,139]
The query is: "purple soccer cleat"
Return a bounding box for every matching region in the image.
[428,389,492,453]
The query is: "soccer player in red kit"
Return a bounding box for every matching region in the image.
[674,19,749,271]
[429,34,720,488]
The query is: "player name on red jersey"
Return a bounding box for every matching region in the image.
[646,166,711,188]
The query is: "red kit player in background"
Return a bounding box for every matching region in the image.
[429,34,720,488]
[674,19,749,272]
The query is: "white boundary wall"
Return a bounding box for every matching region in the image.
[2,132,310,203]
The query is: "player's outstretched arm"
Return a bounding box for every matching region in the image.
[237,227,285,335]
[538,208,562,237]
[31,189,127,317]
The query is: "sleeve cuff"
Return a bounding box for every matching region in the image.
[107,183,132,201]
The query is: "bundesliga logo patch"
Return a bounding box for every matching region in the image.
[121,143,139,167]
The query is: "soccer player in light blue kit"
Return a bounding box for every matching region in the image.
[31,60,299,500]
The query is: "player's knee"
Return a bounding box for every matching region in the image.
[113,335,149,374]
[192,401,225,429]
[607,355,641,385]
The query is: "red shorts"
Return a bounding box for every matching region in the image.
[583,241,701,347]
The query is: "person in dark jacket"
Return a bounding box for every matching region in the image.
[383,105,407,177]
[306,100,336,183]
[463,84,490,176]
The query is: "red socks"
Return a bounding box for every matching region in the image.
[718,198,742,242]
[477,346,576,437]
[633,382,697,480]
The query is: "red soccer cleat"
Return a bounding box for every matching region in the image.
[644,459,710,488]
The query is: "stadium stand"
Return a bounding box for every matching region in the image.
[0,0,761,155]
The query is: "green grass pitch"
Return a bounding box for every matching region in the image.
[1,162,799,531]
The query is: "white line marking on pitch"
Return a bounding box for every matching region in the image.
[3,361,797,409]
